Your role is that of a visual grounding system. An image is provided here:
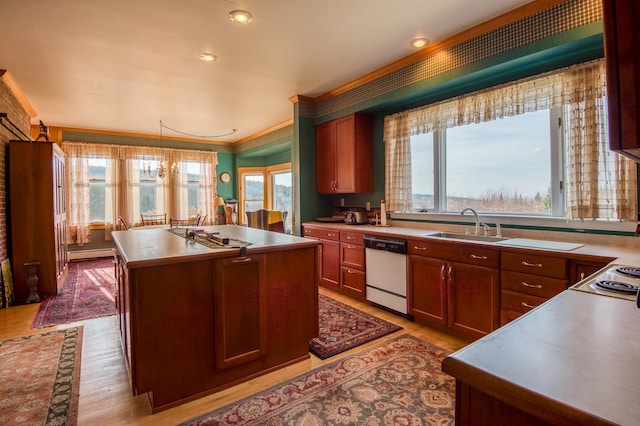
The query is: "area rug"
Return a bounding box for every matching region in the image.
[309,294,402,359]
[181,334,454,425]
[0,326,83,425]
[32,257,116,328]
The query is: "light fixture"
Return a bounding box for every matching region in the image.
[142,120,179,179]
[410,37,430,48]
[214,196,226,225]
[199,52,218,62]
[228,10,253,24]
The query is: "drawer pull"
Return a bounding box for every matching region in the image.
[470,254,488,260]
[521,281,542,289]
[232,257,252,263]
[347,245,356,249]
[347,236,355,240]
[521,261,543,268]
[413,245,427,251]
[347,269,357,274]
[328,233,337,237]
[522,301,537,309]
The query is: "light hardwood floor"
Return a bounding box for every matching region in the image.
[0,287,469,425]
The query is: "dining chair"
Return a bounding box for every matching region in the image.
[140,213,167,226]
[197,214,207,226]
[169,217,198,228]
[246,209,269,230]
[224,206,236,225]
[118,216,129,230]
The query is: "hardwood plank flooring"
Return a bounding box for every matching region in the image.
[0,287,469,425]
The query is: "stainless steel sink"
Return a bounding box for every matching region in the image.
[423,231,509,243]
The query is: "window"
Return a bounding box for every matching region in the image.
[139,159,164,215]
[410,109,560,215]
[271,170,293,232]
[183,161,202,217]
[88,158,107,222]
[385,59,637,225]
[238,164,292,231]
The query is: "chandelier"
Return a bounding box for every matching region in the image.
[142,120,179,179]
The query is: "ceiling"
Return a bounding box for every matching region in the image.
[0,0,534,145]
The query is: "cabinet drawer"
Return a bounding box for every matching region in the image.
[501,289,547,314]
[501,271,568,299]
[341,267,365,296]
[341,243,365,270]
[303,226,340,241]
[340,230,364,245]
[409,239,499,269]
[500,309,524,326]
[501,252,568,279]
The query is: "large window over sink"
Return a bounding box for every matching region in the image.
[386,58,637,225]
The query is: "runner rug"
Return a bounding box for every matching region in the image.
[0,327,83,425]
[181,334,454,425]
[32,258,116,328]
[309,294,402,359]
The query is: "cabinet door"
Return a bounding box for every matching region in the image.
[334,115,357,192]
[603,0,640,160]
[341,266,366,299]
[214,254,267,370]
[408,255,448,326]
[448,262,499,340]
[316,120,336,193]
[320,239,340,289]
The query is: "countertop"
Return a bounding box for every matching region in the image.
[441,290,640,424]
[302,221,640,264]
[112,225,319,269]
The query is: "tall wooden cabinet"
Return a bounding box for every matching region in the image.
[316,113,373,193]
[9,140,67,302]
[603,0,640,161]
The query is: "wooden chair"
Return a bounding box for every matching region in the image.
[246,209,269,230]
[197,214,207,226]
[224,206,236,225]
[118,216,129,230]
[169,217,198,228]
[140,213,167,226]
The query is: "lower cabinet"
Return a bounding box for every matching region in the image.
[303,225,340,289]
[214,254,267,370]
[408,239,500,340]
[339,230,366,300]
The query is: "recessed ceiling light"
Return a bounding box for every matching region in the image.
[199,52,218,62]
[410,37,430,48]
[228,10,253,24]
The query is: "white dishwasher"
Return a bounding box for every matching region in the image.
[363,234,408,315]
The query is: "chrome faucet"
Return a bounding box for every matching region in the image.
[461,208,480,235]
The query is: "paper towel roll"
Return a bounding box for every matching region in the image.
[380,200,387,226]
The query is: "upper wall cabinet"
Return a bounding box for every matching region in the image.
[316,113,373,193]
[603,0,640,161]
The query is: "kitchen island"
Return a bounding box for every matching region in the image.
[112,225,319,412]
[441,289,640,425]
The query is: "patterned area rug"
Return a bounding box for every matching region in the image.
[0,327,83,425]
[32,258,116,328]
[181,334,454,425]
[309,294,402,359]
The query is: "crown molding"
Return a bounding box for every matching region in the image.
[0,69,37,118]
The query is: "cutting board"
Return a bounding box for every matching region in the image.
[495,238,583,251]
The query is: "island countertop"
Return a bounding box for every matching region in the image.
[112,224,319,268]
[441,289,640,425]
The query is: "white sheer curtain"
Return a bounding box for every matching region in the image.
[65,156,91,245]
[383,58,637,220]
[62,142,219,238]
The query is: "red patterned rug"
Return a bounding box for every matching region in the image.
[0,327,83,425]
[181,334,454,425]
[309,294,402,359]
[32,258,116,328]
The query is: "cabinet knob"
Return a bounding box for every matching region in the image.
[521,261,543,268]
[413,245,426,250]
[522,301,537,309]
[521,281,543,289]
[232,257,252,263]
[470,254,488,260]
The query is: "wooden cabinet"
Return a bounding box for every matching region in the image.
[569,258,610,285]
[339,230,366,300]
[603,0,640,161]
[500,251,568,325]
[316,113,373,193]
[113,236,318,412]
[9,140,68,302]
[303,225,340,289]
[214,254,267,370]
[408,239,499,340]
